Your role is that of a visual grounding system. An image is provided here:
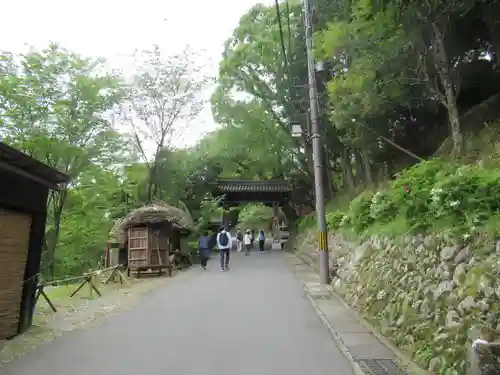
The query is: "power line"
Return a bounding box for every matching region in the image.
[274,0,290,78]
[285,0,292,64]
[274,0,295,122]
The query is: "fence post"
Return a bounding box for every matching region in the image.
[88,269,94,299]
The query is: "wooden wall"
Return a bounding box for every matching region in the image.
[0,168,49,337]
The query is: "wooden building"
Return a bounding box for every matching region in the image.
[211,179,293,247]
[108,202,193,276]
[212,179,292,208]
[0,143,69,340]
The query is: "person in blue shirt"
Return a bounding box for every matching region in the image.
[258,229,265,253]
[197,231,211,270]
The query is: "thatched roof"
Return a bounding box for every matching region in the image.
[109,201,194,240]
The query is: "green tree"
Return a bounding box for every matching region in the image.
[56,165,127,276]
[238,204,274,231]
[120,46,211,203]
[0,44,127,277]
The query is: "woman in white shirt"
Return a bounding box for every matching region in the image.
[243,230,252,256]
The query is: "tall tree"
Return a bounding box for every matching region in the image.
[0,44,126,277]
[120,45,210,203]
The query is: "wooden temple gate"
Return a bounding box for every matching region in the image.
[212,179,292,239]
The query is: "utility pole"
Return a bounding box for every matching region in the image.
[303,0,330,284]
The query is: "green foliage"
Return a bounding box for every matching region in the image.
[193,195,225,234]
[347,191,374,232]
[297,212,317,232]
[238,204,273,230]
[0,44,217,278]
[326,211,345,230]
[388,159,459,232]
[325,157,500,241]
[431,166,500,233]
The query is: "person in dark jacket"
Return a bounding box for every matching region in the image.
[258,229,265,253]
[197,231,211,270]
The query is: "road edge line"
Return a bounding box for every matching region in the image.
[303,289,367,375]
[289,251,428,375]
[286,252,365,375]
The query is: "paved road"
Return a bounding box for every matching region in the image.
[0,251,354,375]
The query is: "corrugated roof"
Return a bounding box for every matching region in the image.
[215,179,292,193]
[0,142,70,189]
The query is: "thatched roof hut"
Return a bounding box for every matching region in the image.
[109,201,194,243]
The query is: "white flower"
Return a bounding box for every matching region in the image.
[430,187,444,204]
[340,215,349,227]
[431,187,443,195]
[449,200,460,207]
[376,290,387,300]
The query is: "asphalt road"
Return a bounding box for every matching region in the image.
[0,250,354,375]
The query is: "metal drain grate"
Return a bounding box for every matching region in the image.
[309,294,329,300]
[355,359,407,375]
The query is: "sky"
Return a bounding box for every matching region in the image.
[2,0,268,149]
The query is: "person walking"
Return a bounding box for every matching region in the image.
[197,231,211,270]
[258,229,265,253]
[216,227,232,271]
[236,227,243,252]
[251,229,255,249]
[243,229,252,256]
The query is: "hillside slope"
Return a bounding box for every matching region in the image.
[293,125,500,375]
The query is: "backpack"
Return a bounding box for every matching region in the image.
[219,232,229,247]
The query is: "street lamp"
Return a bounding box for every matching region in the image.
[290,123,302,138]
[315,60,325,73]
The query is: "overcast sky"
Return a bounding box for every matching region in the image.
[2,0,267,149]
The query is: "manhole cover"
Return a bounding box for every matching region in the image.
[355,359,406,375]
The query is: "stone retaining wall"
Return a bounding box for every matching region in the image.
[295,230,500,374]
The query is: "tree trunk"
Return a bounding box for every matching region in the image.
[46,188,68,278]
[385,160,393,180]
[146,161,159,204]
[432,23,463,156]
[360,149,373,186]
[354,150,365,186]
[445,92,462,157]
[282,201,298,223]
[339,148,356,191]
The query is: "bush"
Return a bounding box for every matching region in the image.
[369,190,397,223]
[389,159,460,232]
[431,165,500,235]
[326,211,345,230]
[348,191,374,233]
[314,158,500,237]
[238,204,273,230]
[297,212,316,231]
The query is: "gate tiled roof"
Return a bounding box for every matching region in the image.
[215,179,292,193]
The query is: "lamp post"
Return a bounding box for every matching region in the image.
[291,123,303,138]
[303,0,330,284]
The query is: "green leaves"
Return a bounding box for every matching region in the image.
[238,204,273,230]
[316,1,410,131]
[211,1,313,185]
[0,45,130,277]
[0,44,127,178]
